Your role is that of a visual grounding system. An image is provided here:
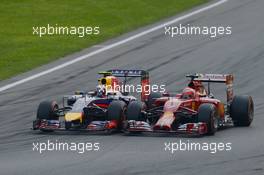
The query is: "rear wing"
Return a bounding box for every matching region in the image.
[189,73,231,83]
[187,73,234,103]
[106,69,150,101]
[108,69,147,77]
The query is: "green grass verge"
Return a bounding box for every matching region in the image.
[0,0,208,81]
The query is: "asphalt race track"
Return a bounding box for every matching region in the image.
[0,0,264,174]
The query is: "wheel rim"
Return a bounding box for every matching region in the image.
[248,101,254,122]
[211,110,218,131]
[213,116,218,129]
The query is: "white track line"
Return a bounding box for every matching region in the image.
[0,0,228,92]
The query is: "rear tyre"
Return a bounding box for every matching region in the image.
[107,100,126,121]
[36,101,59,120]
[127,101,144,121]
[230,95,254,126]
[198,103,218,135]
[146,92,162,109]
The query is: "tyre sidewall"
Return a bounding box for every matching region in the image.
[198,103,217,135]
[107,100,126,121]
[37,101,59,120]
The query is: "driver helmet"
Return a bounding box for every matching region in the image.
[98,76,119,92]
[181,87,196,99]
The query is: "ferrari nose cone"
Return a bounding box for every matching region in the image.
[153,111,175,131]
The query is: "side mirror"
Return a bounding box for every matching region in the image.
[75,91,84,95]
[88,91,97,96]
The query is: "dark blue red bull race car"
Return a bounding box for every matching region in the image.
[32,69,150,133]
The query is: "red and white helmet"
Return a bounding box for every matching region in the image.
[181,87,196,99]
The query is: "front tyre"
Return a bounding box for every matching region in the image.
[198,103,218,135]
[126,101,144,121]
[35,101,59,132]
[36,101,59,120]
[230,95,254,126]
[107,100,126,121]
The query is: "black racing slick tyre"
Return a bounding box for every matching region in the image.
[36,101,59,120]
[126,101,144,121]
[146,92,162,109]
[198,103,218,135]
[230,95,254,126]
[107,100,126,121]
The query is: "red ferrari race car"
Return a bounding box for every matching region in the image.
[125,73,254,135]
[32,69,150,133]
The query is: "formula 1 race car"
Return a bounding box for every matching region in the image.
[32,69,150,133]
[125,73,254,135]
